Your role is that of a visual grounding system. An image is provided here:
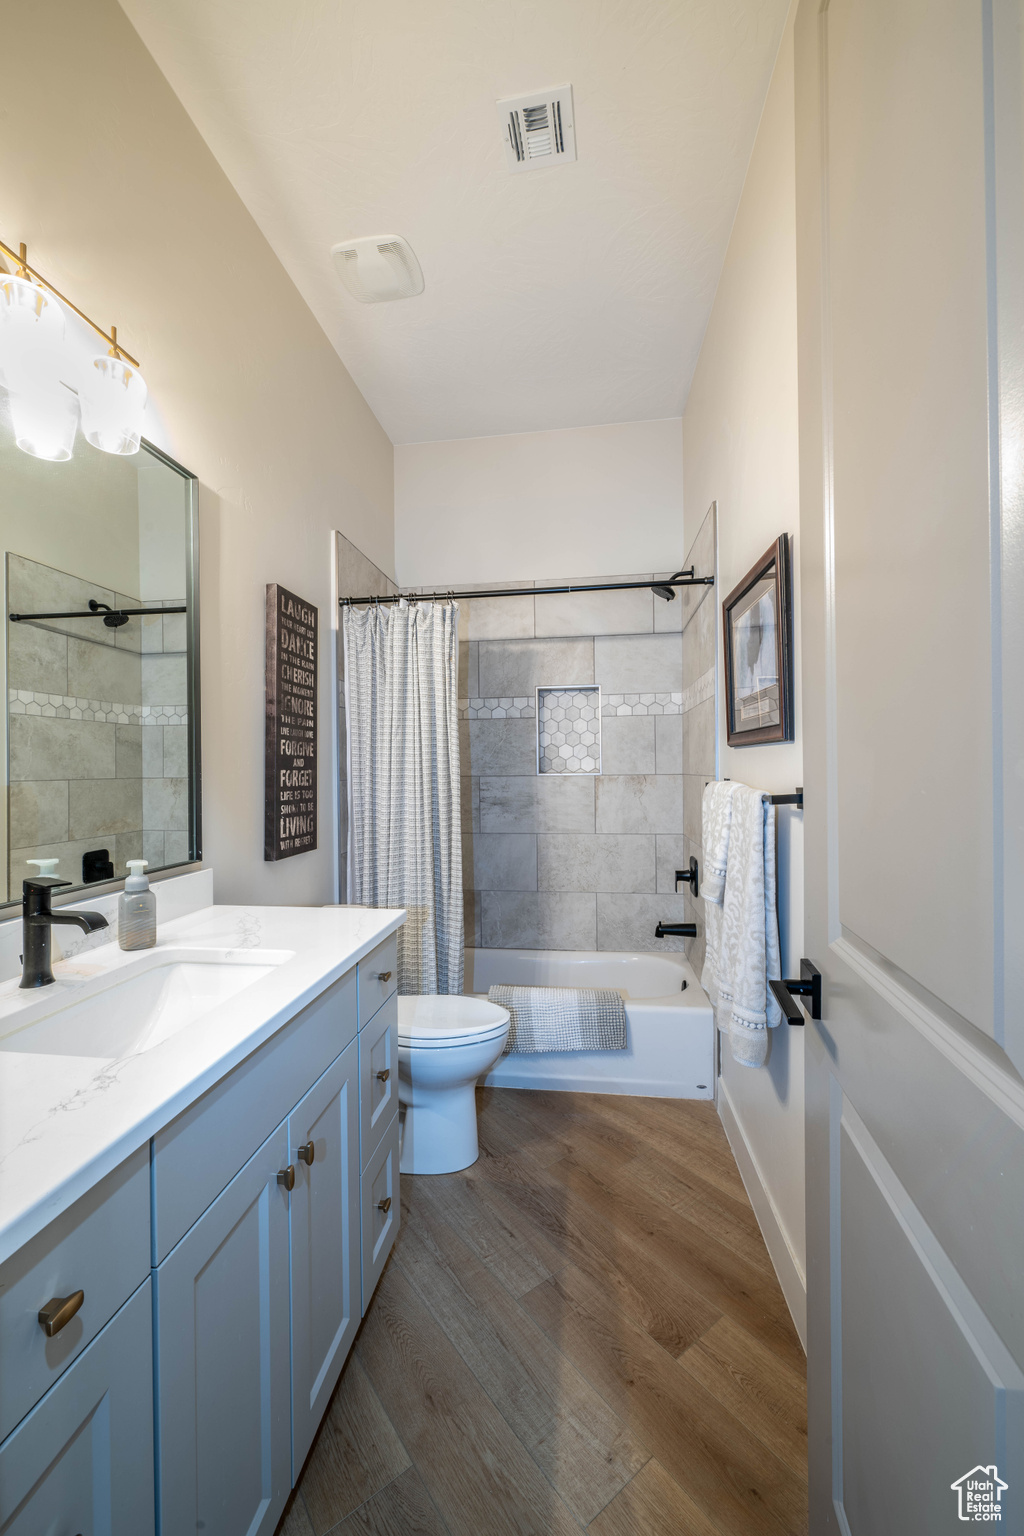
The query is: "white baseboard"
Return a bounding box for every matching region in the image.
[717,1079,807,1351]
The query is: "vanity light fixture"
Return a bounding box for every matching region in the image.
[0,238,146,459]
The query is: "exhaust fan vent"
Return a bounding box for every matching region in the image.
[499,86,576,173]
[329,235,424,303]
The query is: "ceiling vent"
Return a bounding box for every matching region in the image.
[329,235,424,302]
[499,86,576,173]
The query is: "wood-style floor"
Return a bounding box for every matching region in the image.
[278,1088,808,1536]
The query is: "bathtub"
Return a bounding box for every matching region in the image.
[465,948,714,1099]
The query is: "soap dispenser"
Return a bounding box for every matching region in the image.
[119,860,157,950]
[26,858,60,877]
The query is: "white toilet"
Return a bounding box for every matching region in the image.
[397,995,511,1175]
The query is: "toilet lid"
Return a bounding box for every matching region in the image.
[398,994,510,1044]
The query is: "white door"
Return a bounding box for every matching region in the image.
[155,1121,291,1536]
[795,0,1024,1530]
[288,1039,360,1476]
[0,1281,154,1536]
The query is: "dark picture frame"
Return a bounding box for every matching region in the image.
[722,533,793,747]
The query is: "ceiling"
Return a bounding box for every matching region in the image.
[118,0,788,444]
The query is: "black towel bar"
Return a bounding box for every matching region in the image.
[768,788,803,808]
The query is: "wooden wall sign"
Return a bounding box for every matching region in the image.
[265,584,318,860]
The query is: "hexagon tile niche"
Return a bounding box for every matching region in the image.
[537,685,602,774]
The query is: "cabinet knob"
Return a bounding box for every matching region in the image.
[376,1068,390,1082]
[377,970,392,983]
[38,1289,84,1337]
[377,1196,392,1214]
[277,1165,295,1191]
[297,1141,315,1165]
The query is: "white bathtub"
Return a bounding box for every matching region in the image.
[465,948,714,1099]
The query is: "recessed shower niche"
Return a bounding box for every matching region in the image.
[536,685,601,774]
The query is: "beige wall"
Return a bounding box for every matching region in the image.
[395,419,684,587]
[1,0,394,907]
[680,4,806,1339]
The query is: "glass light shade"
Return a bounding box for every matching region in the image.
[0,274,66,393]
[79,354,147,455]
[10,384,78,461]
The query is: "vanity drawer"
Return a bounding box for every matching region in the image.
[0,1143,150,1444]
[359,992,398,1169]
[357,934,398,1029]
[152,967,356,1262]
[361,1111,399,1314]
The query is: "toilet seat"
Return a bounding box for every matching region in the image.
[398,994,509,1047]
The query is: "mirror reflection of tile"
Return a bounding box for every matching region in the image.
[7,554,188,893]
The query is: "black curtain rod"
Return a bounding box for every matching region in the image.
[9,607,186,621]
[340,571,714,607]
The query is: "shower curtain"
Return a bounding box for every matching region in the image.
[343,600,463,995]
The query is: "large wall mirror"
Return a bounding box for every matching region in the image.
[0,391,199,907]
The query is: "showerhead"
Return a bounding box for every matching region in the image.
[651,568,691,601]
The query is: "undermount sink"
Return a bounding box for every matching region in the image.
[0,948,294,1060]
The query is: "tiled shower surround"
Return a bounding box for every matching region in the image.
[457,529,716,955]
[7,555,188,890]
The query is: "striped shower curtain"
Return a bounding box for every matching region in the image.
[343,601,463,995]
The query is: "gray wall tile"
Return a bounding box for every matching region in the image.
[115,724,142,778]
[11,716,115,781]
[461,594,535,639]
[12,837,112,885]
[142,726,164,778]
[597,892,694,952]
[537,834,655,894]
[68,637,141,705]
[143,830,165,866]
[683,697,716,776]
[652,575,684,633]
[116,829,143,867]
[458,640,479,699]
[655,834,688,895]
[534,584,653,638]
[143,777,188,830]
[163,830,190,864]
[594,634,682,693]
[141,654,187,707]
[161,613,187,652]
[654,715,683,775]
[481,891,597,950]
[465,833,538,891]
[683,773,706,850]
[9,625,68,694]
[595,774,682,834]
[464,889,482,948]
[480,775,594,834]
[478,638,594,697]
[162,726,188,778]
[461,776,480,833]
[460,718,536,777]
[601,716,656,775]
[69,777,143,838]
[683,583,716,686]
[10,780,69,847]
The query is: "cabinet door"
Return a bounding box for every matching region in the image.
[358,992,397,1169]
[155,1121,291,1536]
[0,1279,154,1536]
[288,1039,360,1477]
[360,1112,400,1314]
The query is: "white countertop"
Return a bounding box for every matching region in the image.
[0,900,405,1266]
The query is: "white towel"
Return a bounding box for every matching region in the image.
[701,781,782,1068]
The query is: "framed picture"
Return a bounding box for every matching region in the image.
[722,534,793,746]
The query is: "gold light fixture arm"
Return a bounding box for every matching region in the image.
[0,238,140,368]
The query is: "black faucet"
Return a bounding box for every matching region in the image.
[21,877,109,989]
[655,921,697,938]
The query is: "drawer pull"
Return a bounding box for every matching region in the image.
[277,1165,296,1191]
[297,1141,315,1165]
[377,970,392,983]
[377,1196,392,1214]
[38,1290,84,1337]
[376,1068,390,1082]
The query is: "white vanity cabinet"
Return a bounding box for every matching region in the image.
[155,1121,293,1536]
[0,925,403,1536]
[0,1279,155,1535]
[288,1037,361,1475]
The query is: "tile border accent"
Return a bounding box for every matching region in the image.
[681,666,716,715]
[9,689,188,727]
[601,692,683,716]
[461,697,536,720]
